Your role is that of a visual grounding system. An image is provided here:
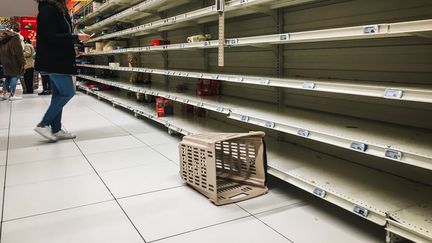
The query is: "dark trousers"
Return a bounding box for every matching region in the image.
[23,68,34,94]
[41,75,51,91]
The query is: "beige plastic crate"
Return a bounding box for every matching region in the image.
[179,131,268,205]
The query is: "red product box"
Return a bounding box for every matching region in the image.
[151,40,171,46]
[196,79,221,96]
[156,98,173,117]
[156,97,165,117]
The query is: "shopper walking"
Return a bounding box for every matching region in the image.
[0,27,25,101]
[34,0,90,141]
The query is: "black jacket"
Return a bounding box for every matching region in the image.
[35,2,79,75]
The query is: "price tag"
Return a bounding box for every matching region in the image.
[353,205,369,218]
[384,89,403,99]
[303,82,315,89]
[385,149,403,160]
[240,115,249,122]
[279,34,289,41]
[350,142,368,152]
[363,25,379,34]
[260,79,270,85]
[265,121,275,128]
[313,188,326,198]
[297,129,310,137]
[225,38,239,46]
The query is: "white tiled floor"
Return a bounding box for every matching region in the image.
[0,91,385,242]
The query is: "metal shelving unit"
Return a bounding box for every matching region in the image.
[78,65,432,104]
[75,0,140,25]
[83,19,432,55]
[77,83,432,234]
[76,0,432,242]
[87,0,319,41]
[84,0,193,33]
[77,74,432,170]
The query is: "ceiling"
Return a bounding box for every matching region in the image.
[0,0,38,17]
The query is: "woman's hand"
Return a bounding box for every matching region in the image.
[78,33,91,42]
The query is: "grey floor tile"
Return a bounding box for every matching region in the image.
[76,135,145,155]
[256,201,383,243]
[119,186,249,242]
[3,173,113,220]
[156,216,290,243]
[86,146,169,172]
[100,161,183,198]
[6,155,94,186]
[1,201,144,243]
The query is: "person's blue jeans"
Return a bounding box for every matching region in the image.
[39,74,75,133]
[3,76,19,94]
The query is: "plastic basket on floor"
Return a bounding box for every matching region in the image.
[179,131,268,205]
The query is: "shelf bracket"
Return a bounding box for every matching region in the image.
[386,231,407,243]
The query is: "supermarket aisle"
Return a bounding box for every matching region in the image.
[0,92,384,243]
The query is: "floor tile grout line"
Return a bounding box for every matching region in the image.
[4,171,97,189]
[147,215,253,243]
[0,101,13,240]
[88,158,176,174]
[2,199,115,223]
[235,203,295,243]
[5,153,86,167]
[80,94,181,167]
[74,142,147,156]
[115,185,186,201]
[92,156,178,175]
[72,139,147,243]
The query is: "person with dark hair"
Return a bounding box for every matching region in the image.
[34,0,90,141]
[0,27,25,101]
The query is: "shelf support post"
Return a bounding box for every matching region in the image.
[276,8,285,141]
[217,0,225,67]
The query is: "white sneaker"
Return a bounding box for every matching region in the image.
[9,96,22,101]
[34,126,58,142]
[53,130,76,140]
